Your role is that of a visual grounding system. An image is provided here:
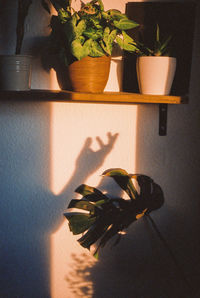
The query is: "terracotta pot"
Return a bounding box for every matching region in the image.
[136,56,176,95]
[68,56,111,93]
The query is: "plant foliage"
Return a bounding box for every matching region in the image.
[41,0,140,65]
[136,24,172,56]
[64,168,164,258]
[16,0,32,55]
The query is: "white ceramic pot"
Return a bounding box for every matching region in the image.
[0,55,32,90]
[136,56,176,95]
[105,56,124,92]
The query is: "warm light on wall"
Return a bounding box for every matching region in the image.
[49,60,138,298]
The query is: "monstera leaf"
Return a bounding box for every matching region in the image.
[64,168,164,258]
[102,168,138,199]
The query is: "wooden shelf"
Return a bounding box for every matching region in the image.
[0,89,187,104]
[0,89,187,136]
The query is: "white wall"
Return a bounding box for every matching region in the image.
[0,0,200,297]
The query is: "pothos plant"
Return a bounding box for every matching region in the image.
[41,0,140,65]
[136,24,172,56]
[64,168,164,258]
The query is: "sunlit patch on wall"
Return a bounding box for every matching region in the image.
[49,64,138,297]
[50,222,97,298]
[49,102,138,194]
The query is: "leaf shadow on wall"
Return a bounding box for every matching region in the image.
[66,214,196,298]
[0,100,118,297]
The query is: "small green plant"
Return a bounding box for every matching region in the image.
[15,0,32,54]
[41,0,140,65]
[64,168,164,258]
[137,24,172,56]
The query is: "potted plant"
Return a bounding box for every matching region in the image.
[64,168,164,258]
[136,24,176,95]
[42,0,140,92]
[0,0,32,91]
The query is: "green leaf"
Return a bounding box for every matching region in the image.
[76,19,87,37]
[122,30,135,44]
[102,168,138,200]
[71,12,79,26]
[71,38,92,60]
[116,36,138,52]
[100,27,117,55]
[142,24,172,56]
[78,217,110,248]
[97,0,104,11]
[101,11,110,20]
[89,16,102,29]
[158,35,172,55]
[103,168,129,177]
[89,40,105,57]
[68,199,96,213]
[75,184,107,201]
[97,224,120,249]
[109,29,117,42]
[103,26,110,42]
[156,24,160,43]
[63,20,78,42]
[99,41,111,55]
[75,184,109,204]
[58,8,71,23]
[93,250,99,259]
[134,175,164,213]
[106,9,127,20]
[64,168,164,257]
[113,18,139,30]
[116,31,139,53]
[84,193,109,203]
[83,28,103,40]
[70,40,85,60]
[64,213,96,235]
[77,35,85,45]
[95,199,107,207]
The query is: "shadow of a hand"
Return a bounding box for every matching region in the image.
[75,132,119,177]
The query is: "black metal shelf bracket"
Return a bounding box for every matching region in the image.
[159,104,168,136]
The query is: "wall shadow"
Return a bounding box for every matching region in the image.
[129,3,200,298]
[0,0,18,55]
[0,100,118,297]
[66,211,196,298]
